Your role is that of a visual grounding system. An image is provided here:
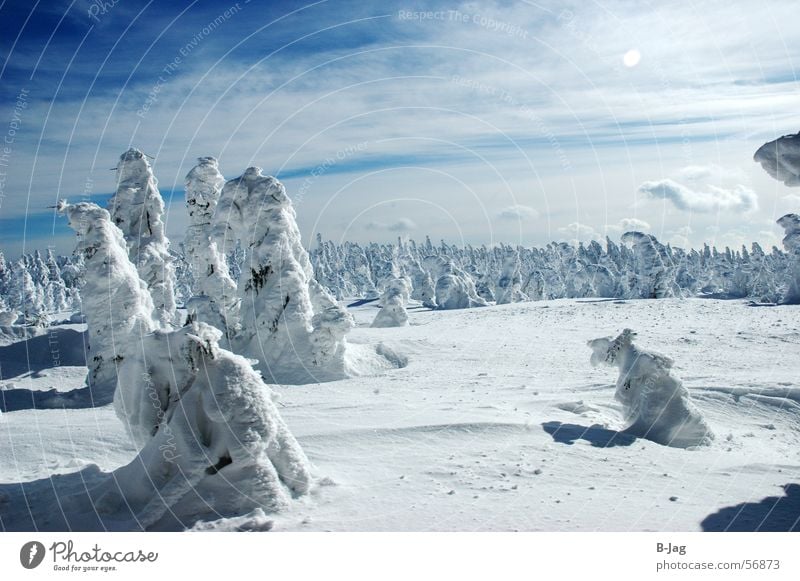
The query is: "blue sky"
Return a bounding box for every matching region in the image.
[1,0,799,258]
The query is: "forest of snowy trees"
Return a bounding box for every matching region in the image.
[2,199,799,329]
[4,219,798,328]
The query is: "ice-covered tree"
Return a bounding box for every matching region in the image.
[86,322,312,530]
[776,213,800,303]
[588,329,713,448]
[621,232,677,298]
[223,168,354,383]
[108,148,177,327]
[44,249,69,313]
[58,200,156,399]
[371,278,410,328]
[754,131,800,187]
[7,259,44,322]
[495,250,528,304]
[184,156,239,333]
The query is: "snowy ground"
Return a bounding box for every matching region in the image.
[1,298,799,531]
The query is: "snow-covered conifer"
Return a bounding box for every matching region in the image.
[108,148,177,327]
[58,200,156,400]
[184,156,239,332]
[371,278,410,328]
[224,168,354,383]
[776,213,800,303]
[88,323,312,530]
[588,329,713,448]
[495,250,528,304]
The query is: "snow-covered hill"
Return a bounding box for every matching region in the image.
[2,297,798,531]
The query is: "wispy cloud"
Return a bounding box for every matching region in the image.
[496,204,539,221]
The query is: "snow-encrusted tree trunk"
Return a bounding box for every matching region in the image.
[776,214,800,303]
[587,329,713,448]
[222,168,354,383]
[58,201,156,398]
[108,148,177,327]
[184,157,239,333]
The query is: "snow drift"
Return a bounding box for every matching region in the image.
[588,329,713,448]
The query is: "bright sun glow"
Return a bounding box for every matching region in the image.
[623,48,641,67]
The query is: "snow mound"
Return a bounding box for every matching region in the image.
[588,329,713,448]
[754,132,800,187]
[344,341,409,375]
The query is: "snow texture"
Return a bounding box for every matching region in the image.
[588,329,713,448]
[108,148,177,327]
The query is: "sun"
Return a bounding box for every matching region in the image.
[623,49,641,68]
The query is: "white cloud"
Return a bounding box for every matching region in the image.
[496,204,539,220]
[558,222,603,242]
[619,217,651,232]
[638,179,758,213]
[365,218,417,232]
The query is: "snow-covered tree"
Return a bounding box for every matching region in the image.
[423,256,487,310]
[7,259,45,322]
[776,213,800,303]
[108,148,177,327]
[588,329,713,448]
[58,200,156,400]
[44,248,69,313]
[495,250,528,304]
[88,322,312,530]
[621,232,677,298]
[220,168,354,383]
[371,278,410,328]
[184,157,239,333]
[754,131,800,187]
